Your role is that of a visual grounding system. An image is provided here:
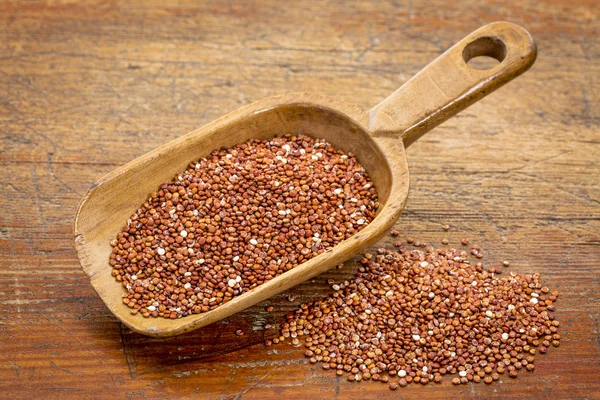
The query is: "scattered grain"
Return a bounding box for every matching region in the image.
[277,240,560,390]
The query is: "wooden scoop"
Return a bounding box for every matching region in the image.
[74,22,536,337]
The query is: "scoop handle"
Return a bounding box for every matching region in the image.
[368,21,536,147]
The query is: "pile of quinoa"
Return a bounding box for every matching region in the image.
[276,242,560,389]
[109,135,379,318]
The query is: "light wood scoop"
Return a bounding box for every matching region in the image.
[74,22,536,337]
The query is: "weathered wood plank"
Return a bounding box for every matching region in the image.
[0,0,598,398]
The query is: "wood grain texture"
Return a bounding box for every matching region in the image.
[0,0,598,398]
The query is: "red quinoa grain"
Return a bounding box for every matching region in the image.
[110,135,378,318]
[278,241,560,390]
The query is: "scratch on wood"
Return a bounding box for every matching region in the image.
[234,366,278,399]
[120,323,139,378]
[50,361,81,376]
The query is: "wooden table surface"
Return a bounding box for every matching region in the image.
[1,1,598,398]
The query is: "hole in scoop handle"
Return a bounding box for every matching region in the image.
[368,21,537,147]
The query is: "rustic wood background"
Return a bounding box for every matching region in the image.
[1,0,598,398]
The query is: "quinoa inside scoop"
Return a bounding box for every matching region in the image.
[109,135,379,319]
